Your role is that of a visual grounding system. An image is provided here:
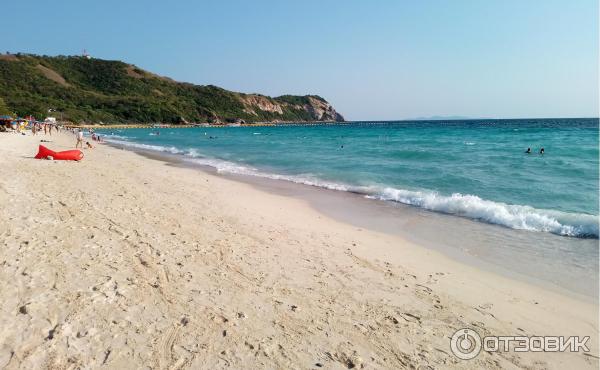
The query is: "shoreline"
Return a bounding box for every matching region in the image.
[106,137,599,301]
[98,125,598,240]
[0,131,597,369]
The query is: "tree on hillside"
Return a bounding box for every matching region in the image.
[0,97,10,115]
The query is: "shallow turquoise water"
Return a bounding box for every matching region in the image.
[99,118,599,238]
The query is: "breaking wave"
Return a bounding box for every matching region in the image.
[370,188,598,238]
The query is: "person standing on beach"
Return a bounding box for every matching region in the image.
[76,129,84,148]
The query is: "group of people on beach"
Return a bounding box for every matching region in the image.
[31,122,59,136]
[1,120,60,135]
[1,120,108,154]
[74,128,103,149]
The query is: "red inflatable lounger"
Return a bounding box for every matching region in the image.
[34,145,84,161]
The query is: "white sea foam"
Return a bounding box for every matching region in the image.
[180,155,354,192]
[105,137,599,238]
[186,148,201,157]
[105,138,183,154]
[103,133,130,140]
[370,188,599,237]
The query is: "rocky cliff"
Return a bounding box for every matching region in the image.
[238,94,343,123]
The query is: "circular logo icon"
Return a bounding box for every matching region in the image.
[450,328,482,360]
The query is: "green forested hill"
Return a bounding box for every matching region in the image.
[0,54,344,124]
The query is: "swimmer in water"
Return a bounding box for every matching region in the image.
[525,147,531,154]
[540,147,545,154]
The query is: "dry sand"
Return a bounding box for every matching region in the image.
[0,131,597,369]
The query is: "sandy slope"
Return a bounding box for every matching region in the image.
[0,131,597,369]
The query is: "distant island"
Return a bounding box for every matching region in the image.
[0,53,344,125]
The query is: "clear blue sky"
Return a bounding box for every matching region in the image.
[4,0,598,120]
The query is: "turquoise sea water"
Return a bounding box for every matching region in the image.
[99,119,599,238]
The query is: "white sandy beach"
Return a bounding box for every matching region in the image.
[0,131,597,369]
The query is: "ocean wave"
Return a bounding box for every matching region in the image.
[181,155,354,192]
[186,148,201,157]
[104,137,599,238]
[106,138,183,154]
[370,188,599,238]
[103,133,130,140]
